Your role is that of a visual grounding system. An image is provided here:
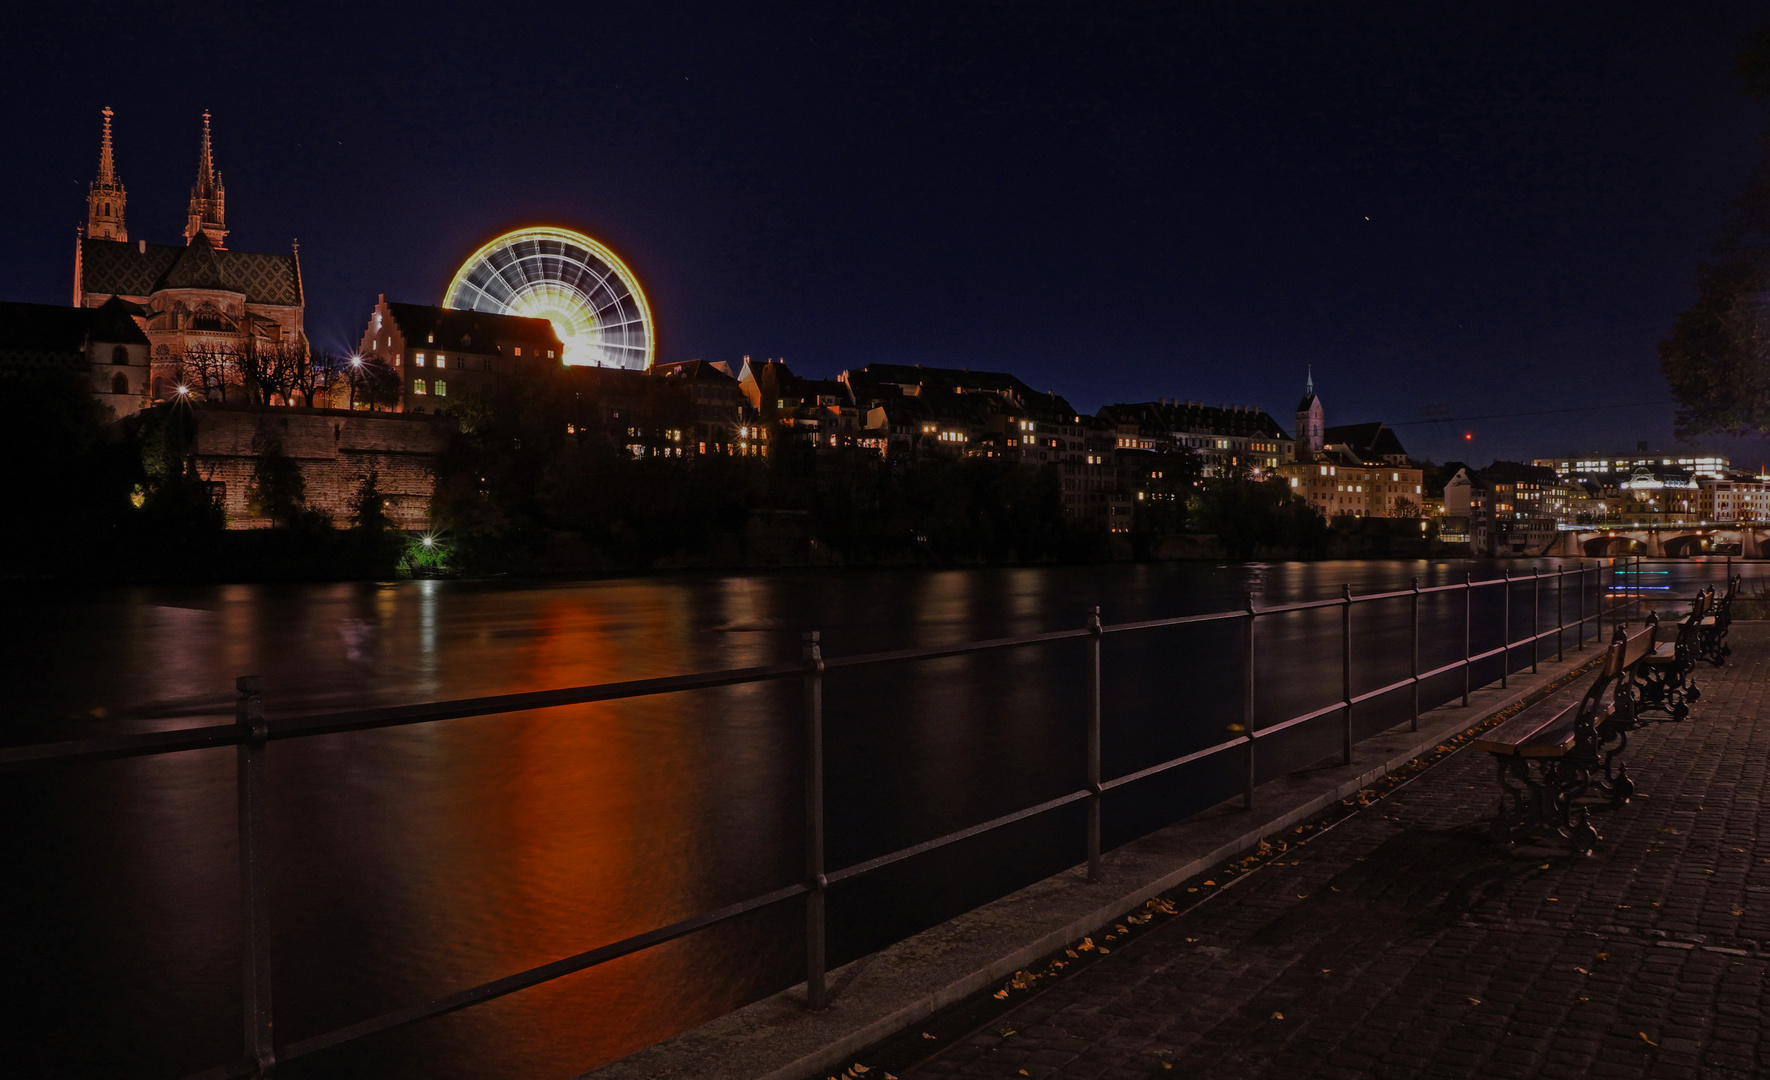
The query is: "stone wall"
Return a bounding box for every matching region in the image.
[187,406,449,529]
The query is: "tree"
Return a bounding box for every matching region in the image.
[350,468,394,533]
[247,432,310,526]
[1660,29,1770,437]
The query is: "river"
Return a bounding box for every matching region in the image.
[0,558,1744,1079]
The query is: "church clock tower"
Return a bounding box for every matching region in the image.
[184,111,228,249]
[86,107,126,242]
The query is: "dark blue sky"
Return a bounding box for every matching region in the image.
[4,2,1767,466]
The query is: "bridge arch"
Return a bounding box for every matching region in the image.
[1582,535,1645,557]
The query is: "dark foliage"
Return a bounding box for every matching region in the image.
[1660,29,1770,438]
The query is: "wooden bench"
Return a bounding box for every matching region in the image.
[1631,598,1705,722]
[1475,621,1658,854]
[1697,576,1740,667]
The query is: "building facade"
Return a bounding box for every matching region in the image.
[358,298,564,413]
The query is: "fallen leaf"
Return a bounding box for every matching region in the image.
[1065,949,1078,958]
[1539,864,1551,870]
[1098,947,1111,954]
[993,990,1008,1000]
[1271,1011,1284,1020]
[1187,887,1198,893]
[921,1033,936,1040]
[1639,1032,1658,1047]
[852,1067,870,1076]
[1321,968,1331,973]
[1579,996,1589,1003]
[1732,906,1746,916]
[1185,937,1198,943]
[1203,880,1217,886]
[1596,953,1609,961]
[1575,967,1589,975]
[1467,997,1481,1005]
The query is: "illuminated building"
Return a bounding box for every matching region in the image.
[1274,377,1422,519]
[357,298,563,412]
[1535,452,1730,481]
[1096,399,1292,478]
[444,227,653,370]
[71,109,306,402]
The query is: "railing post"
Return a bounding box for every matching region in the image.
[1243,592,1256,810]
[1085,606,1102,884]
[1341,583,1353,763]
[236,676,275,1078]
[1461,573,1471,708]
[1409,576,1420,732]
[1501,569,1512,689]
[801,632,827,1011]
[1577,562,1586,650]
[1556,564,1565,662]
[1531,567,1540,674]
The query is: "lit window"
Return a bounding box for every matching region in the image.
[413,379,427,395]
[436,356,446,369]
[434,381,446,396]
[514,347,522,357]
[415,353,426,366]
[548,351,555,359]
[428,334,435,344]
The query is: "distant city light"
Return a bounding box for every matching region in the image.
[175,385,189,395]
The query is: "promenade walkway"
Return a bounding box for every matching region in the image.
[905,623,1770,1080]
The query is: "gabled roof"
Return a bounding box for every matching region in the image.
[381,302,562,356]
[80,235,303,306]
[0,297,148,352]
[652,359,738,383]
[1324,421,1409,462]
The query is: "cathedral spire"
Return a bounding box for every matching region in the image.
[1304,365,1313,398]
[85,106,127,242]
[184,110,228,248]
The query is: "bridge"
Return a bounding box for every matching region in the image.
[1550,523,1770,557]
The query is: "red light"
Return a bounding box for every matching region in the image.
[1464,433,1473,441]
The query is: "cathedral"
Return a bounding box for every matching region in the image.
[73,107,307,402]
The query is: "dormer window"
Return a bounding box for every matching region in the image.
[428,333,435,344]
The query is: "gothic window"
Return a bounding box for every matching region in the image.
[111,373,129,395]
[193,311,223,331]
[111,346,128,365]
[435,381,447,397]
[414,379,427,395]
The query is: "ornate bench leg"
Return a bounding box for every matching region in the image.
[1492,755,1532,845]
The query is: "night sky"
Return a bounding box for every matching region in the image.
[4,2,1767,467]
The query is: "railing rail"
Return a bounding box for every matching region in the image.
[6,555,1731,1079]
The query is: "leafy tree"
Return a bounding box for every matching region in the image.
[350,468,393,533]
[1660,29,1770,436]
[247,434,310,526]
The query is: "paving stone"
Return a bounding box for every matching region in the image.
[904,624,1770,1080]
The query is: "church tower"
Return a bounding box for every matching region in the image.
[1294,367,1324,459]
[184,111,228,249]
[86,107,126,242]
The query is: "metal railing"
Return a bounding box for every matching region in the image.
[0,557,1714,1078]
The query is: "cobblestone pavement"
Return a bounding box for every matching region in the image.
[908,624,1770,1080]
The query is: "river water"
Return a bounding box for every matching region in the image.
[0,558,1743,1079]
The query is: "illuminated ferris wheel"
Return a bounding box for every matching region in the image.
[443,226,655,370]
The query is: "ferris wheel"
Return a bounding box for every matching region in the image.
[443,226,654,370]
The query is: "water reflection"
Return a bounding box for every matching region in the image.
[0,559,1736,1079]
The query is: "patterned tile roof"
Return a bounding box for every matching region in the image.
[81,235,302,307]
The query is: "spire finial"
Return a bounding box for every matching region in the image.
[97,106,116,182]
[1305,365,1313,397]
